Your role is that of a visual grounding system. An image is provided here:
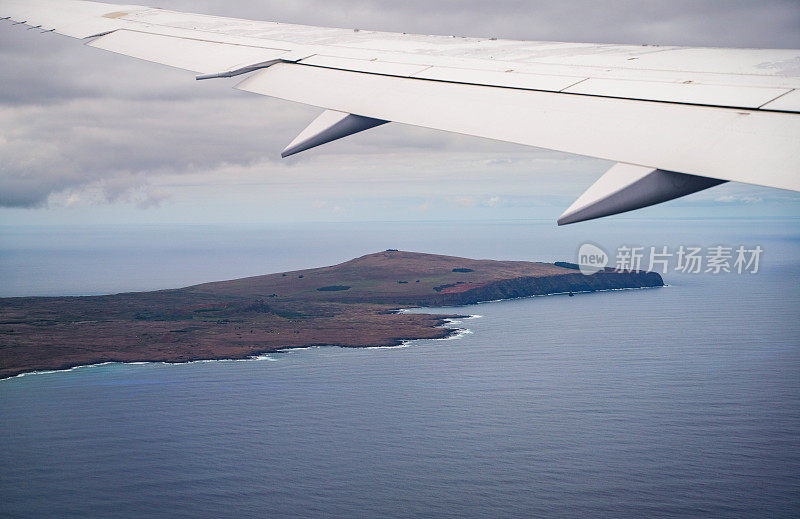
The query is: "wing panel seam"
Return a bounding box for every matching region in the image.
[293,62,800,113]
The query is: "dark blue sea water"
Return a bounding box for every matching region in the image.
[1,219,799,518]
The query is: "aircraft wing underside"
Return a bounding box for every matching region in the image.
[3,0,799,223]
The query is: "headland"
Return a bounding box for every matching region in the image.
[0,250,663,379]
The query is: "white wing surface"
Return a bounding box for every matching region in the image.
[2,0,799,223]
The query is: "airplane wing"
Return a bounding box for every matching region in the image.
[2,0,799,224]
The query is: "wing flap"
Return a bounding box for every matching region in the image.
[299,55,431,78]
[563,78,791,111]
[236,63,800,193]
[413,66,587,93]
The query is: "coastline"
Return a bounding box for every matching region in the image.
[4,286,658,381]
[0,287,666,381]
[398,283,666,308]
[2,314,481,381]
[0,251,663,381]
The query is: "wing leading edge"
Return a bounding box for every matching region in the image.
[2,0,799,224]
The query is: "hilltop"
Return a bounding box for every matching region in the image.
[0,251,663,379]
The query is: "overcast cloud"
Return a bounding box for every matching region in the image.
[1,0,799,222]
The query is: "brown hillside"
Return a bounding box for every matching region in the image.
[0,251,663,379]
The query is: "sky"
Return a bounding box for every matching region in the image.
[1,0,799,225]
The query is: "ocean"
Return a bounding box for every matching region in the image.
[1,219,799,518]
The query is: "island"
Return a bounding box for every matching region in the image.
[0,250,663,379]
